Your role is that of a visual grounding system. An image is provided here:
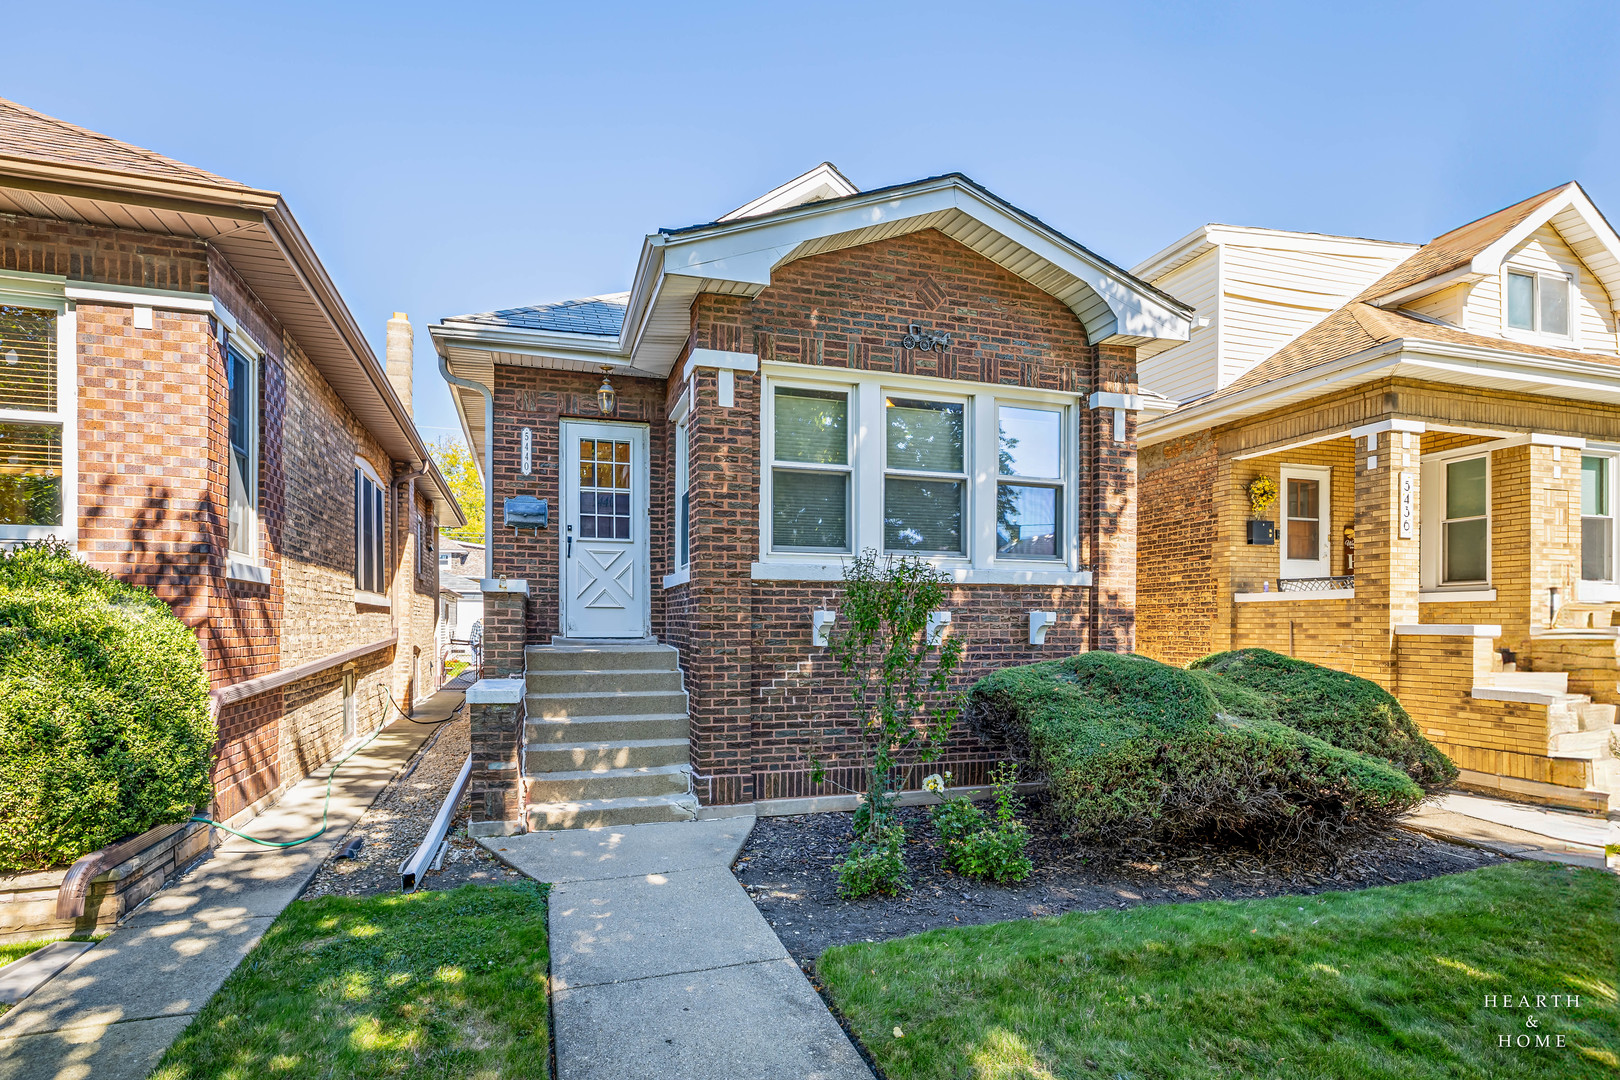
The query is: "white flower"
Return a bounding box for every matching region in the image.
[922,773,946,794]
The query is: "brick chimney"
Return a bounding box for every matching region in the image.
[386,312,413,417]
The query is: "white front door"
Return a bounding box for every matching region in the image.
[1279,465,1332,579]
[561,421,649,638]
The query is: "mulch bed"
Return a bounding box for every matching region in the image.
[301,707,524,900]
[734,797,1507,963]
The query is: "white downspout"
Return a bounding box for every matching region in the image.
[438,352,495,554]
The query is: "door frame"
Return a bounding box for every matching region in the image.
[558,418,652,639]
[1278,464,1332,579]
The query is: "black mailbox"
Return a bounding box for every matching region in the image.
[504,496,548,529]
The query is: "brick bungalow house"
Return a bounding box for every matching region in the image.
[0,98,463,827]
[1133,183,1620,813]
[433,165,1192,831]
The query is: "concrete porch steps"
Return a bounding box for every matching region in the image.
[522,643,695,831]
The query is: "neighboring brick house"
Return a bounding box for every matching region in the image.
[1133,183,1620,813]
[0,99,463,826]
[433,165,1191,830]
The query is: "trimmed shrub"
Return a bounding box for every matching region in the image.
[0,541,215,873]
[966,652,1425,851]
[1191,649,1457,789]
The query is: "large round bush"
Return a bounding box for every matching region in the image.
[1191,648,1457,789]
[966,652,1425,851]
[0,542,214,873]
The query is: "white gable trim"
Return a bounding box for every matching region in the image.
[719,163,859,222]
[1471,185,1620,315]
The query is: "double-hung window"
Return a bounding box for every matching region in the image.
[1506,269,1572,337]
[355,463,386,597]
[0,294,69,541]
[771,385,851,552]
[226,343,258,557]
[1582,454,1615,584]
[884,397,966,554]
[995,405,1063,559]
[1441,456,1490,584]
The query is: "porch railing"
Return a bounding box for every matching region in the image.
[1277,575,1355,593]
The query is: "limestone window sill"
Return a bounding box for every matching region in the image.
[1233,589,1354,603]
[354,591,391,610]
[662,566,691,589]
[750,560,1093,586]
[226,555,271,585]
[1419,588,1497,603]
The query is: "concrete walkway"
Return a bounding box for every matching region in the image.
[0,684,465,1080]
[484,819,874,1080]
[1404,791,1613,870]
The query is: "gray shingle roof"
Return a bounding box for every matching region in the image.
[451,292,628,336]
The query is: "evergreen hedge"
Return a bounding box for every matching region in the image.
[0,542,215,873]
[966,652,1426,851]
[1191,648,1458,789]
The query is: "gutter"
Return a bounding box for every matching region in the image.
[439,351,496,554]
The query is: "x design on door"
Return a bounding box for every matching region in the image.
[562,421,649,638]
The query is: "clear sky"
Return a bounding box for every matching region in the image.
[6,0,1618,445]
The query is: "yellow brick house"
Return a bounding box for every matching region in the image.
[1133,184,1620,812]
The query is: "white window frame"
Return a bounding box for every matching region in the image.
[993,401,1066,562]
[765,379,855,555]
[1420,450,1491,589]
[882,390,971,558]
[754,363,1087,583]
[224,339,259,561]
[0,271,75,547]
[1278,464,1332,579]
[355,456,389,605]
[1579,448,1619,601]
[1502,266,1576,344]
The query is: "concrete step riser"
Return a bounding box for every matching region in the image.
[528,771,690,802]
[1548,727,1617,759]
[1578,703,1619,731]
[525,647,679,672]
[525,800,697,831]
[527,670,685,695]
[529,692,688,719]
[527,716,689,743]
[524,741,689,773]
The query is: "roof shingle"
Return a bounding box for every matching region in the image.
[451,293,628,337]
[0,96,248,189]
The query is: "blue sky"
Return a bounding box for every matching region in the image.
[7,1,1619,444]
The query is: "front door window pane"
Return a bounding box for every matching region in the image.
[1507,272,1535,330]
[996,484,1059,557]
[886,398,963,472]
[772,471,848,550]
[884,478,964,553]
[998,407,1061,478]
[578,439,632,540]
[0,421,62,526]
[1540,275,1570,336]
[1285,478,1320,561]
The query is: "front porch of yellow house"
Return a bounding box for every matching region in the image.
[1207,385,1620,813]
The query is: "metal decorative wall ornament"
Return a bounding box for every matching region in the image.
[899,323,951,352]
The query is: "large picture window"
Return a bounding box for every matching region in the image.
[1442,456,1489,584]
[771,386,851,552]
[355,465,386,596]
[884,397,965,554]
[0,304,65,537]
[996,405,1062,559]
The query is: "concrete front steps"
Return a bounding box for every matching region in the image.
[1473,669,1620,811]
[523,644,697,830]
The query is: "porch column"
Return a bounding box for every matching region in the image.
[1351,423,1422,688]
[1528,437,1584,635]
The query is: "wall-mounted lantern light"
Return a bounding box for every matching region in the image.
[597,367,617,415]
[926,610,952,646]
[1028,610,1057,645]
[811,609,837,647]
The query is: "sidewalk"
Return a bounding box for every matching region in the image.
[0,683,466,1080]
[1404,791,1612,870]
[485,819,874,1080]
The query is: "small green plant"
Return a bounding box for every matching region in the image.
[812,549,965,896]
[836,822,907,899]
[930,764,1032,885]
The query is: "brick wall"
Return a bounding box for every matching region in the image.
[1137,431,1217,664]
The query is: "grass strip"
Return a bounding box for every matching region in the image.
[819,862,1618,1079]
[153,882,550,1080]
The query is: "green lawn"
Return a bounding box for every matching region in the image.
[819,862,1618,1079]
[152,883,550,1080]
[0,940,49,968]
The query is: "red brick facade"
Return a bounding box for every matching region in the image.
[1136,431,1218,665]
[2,212,443,824]
[487,228,1141,805]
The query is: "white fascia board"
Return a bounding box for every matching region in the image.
[658,178,1192,346]
[682,349,759,379]
[1349,418,1428,439]
[1130,225,1216,281]
[1365,265,1483,309]
[1529,432,1587,449]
